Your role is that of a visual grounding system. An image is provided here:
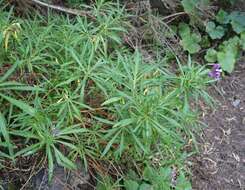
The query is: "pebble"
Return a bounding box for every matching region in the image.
[232,99,241,108]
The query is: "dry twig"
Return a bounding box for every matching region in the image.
[28,0,95,19]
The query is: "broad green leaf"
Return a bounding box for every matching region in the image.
[143,166,156,182]
[217,50,236,73]
[200,35,211,48]
[205,48,217,62]
[176,172,192,190]
[181,0,197,13]
[0,93,36,116]
[124,180,139,190]
[178,23,190,38]
[229,11,245,34]
[206,21,225,39]
[240,32,245,50]
[159,167,172,180]
[139,183,153,190]
[231,21,245,34]
[180,33,201,54]
[126,170,139,181]
[216,9,230,24]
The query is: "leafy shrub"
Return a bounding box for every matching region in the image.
[0,0,234,188]
[124,166,192,190]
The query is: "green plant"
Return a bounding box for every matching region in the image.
[229,11,245,34]
[216,9,230,24]
[95,52,182,158]
[204,48,217,62]
[205,36,242,73]
[71,1,127,55]
[124,165,192,190]
[203,9,245,73]
[181,0,210,17]
[178,23,201,54]
[173,56,214,110]
[0,61,42,159]
[2,22,21,51]
[96,175,121,190]
[206,21,225,39]
[0,0,221,188]
[240,32,245,50]
[11,114,88,181]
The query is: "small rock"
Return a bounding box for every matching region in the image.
[31,163,92,190]
[232,99,241,108]
[242,117,245,125]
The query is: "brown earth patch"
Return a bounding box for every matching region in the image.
[192,58,245,190]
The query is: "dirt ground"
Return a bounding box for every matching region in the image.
[192,57,245,190]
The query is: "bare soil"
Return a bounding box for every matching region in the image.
[192,57,245,190]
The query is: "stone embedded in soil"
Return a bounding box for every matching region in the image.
[232,99,241,108]
[31,164,91,190]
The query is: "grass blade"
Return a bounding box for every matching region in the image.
[0,93,36,116]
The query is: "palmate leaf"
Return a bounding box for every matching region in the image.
[206,21,225,40]
[217,36,240,73]
[178,23,201,54]
[178,23,190,38]
[216,9,230,24]
[241,32,245,50]
[180,34,201,54]
[0,93,36,116]
[176,172,192,190]
[181,0,198,13]
[124,180,139,190]
[229,11,245,34]
[204,48,217,62]
[217,50,236,73]
[139,183,153,190]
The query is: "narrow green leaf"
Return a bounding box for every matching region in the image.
[0,112,13,158]
[102,131,120,157]
[58,127,88,136]
[101,97,121,106]
[53,146,76,169]
[47,146,54,182]
[0,61,19,83]
[0,93,36,116]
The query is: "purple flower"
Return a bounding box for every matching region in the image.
[208,64,222,79]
